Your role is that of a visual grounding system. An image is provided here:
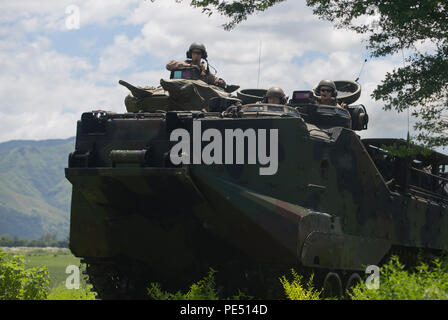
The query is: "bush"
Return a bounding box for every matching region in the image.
[147,268,250,300]
[349,256,448,300]
[0,249,50,300]
[47,284,97,300]
[279,269,322,300]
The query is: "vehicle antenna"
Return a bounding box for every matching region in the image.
[355,58,367,82]
[401,47,410,145]
[257,40,262,88]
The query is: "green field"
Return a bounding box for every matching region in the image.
[1,247,97,300]
[22,249,81,288]
[3,247,448,300]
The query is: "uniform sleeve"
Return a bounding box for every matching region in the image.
[204,72,226,88]
[166,60,190,71]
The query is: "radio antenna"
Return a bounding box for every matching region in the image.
[355,58,367,82]
[401,46,410,145]
[257,40,262,88]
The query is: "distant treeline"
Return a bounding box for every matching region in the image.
[0,233,68,248]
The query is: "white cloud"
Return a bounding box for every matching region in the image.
[0,35,124,141]
[0,0,140,32]
[0,0,411,143]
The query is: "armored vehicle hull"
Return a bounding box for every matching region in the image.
[66,98,448,299]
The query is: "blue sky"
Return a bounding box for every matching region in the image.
[0,0,414,143]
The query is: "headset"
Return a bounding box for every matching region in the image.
[186,48,208,59]
[186,43,211,76]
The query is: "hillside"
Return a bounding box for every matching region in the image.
[0,138,74,240]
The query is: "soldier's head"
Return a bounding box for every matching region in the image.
[187,42,207,63]
[264,87,287,105]
[316,80,337,104]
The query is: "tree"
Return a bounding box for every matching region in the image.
[0,249,49,300]
[176,0,286,30]
[306,0,448,148]
[175,0,448,147]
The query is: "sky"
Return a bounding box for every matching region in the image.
[0,0,415,143]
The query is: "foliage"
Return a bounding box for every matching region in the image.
[172,0,448,148]
[349,256,448,300]
[279,269,321,300]
[0,233,69,248]
[380,142,432,158]
[306,0,448,148]
[47,284,97,300]
[148,268,251,300]
[21,249,82,289]
[0,248,50,300]
[157,0,285,30]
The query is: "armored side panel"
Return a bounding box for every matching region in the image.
[66,107,448,299]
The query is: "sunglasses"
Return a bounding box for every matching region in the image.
[191,51,202,55]
[320,88,334,93]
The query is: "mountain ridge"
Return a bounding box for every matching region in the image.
[0,137,75,151]
[0,137,75,240]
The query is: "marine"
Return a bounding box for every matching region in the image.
[166,42,227,89]
[314,79,349,113]
[261,87,287,105]
[314,79,338,106]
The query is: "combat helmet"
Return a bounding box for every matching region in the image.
[186,42,208,59]
[264,87,287,104]
[316,80,337,97]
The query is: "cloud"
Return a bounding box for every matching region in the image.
[0,0,140,32]
[0,0,411,143]
[0,35,125,141]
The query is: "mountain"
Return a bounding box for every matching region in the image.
[0,137,75,240]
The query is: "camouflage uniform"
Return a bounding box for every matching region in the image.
[166,59,226,89]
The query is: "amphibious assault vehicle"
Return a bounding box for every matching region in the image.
[65,73,448,299]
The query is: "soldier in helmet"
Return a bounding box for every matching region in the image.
[315,80,339,106]
[315,79,352,127]
[166,42,227,89]
[263,87,287,105]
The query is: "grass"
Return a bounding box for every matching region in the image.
[22,249,81,289]
[279,269,321,300]
[2,247,97,300]
[147,268,251,300]
[349,256,448,300]
[147,256,448,300]
[47,283,97,300]
[4,247,448,300]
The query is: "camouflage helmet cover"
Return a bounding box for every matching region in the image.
[265,87,286,99]
[187,42,208,59]
[317,80,337,97]
[264,87,287,104]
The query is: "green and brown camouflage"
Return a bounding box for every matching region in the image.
[65,79,448,299]
[122,78,232,112]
